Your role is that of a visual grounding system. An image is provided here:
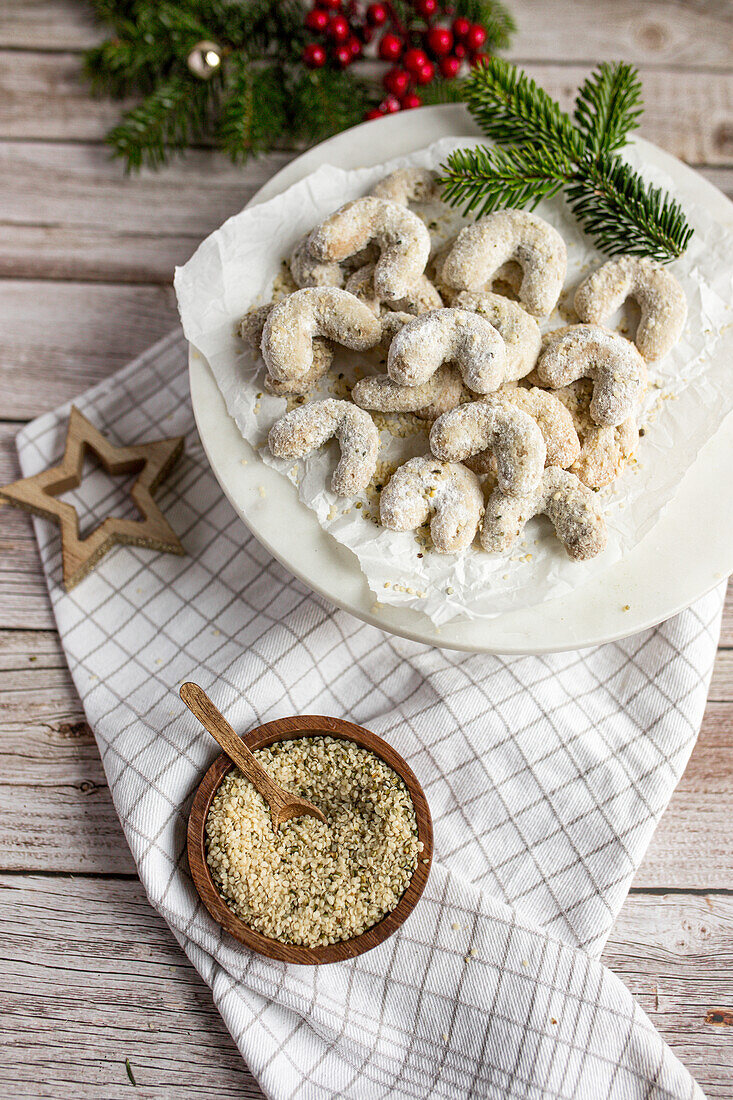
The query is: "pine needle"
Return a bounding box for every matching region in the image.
[574,61,643,155]
[440,59,693,261]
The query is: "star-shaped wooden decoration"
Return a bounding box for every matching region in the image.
[0,406,185,590]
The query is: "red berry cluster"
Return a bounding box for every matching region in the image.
[301,0,489,116]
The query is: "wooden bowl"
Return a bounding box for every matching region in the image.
[187,714,433,965]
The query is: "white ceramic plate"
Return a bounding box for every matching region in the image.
[189,104,733,654]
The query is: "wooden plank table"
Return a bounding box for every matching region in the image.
[0,2,731,1095]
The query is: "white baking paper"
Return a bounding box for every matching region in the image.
[175,137,733,626]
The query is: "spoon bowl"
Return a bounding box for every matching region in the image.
[187,714,433,965]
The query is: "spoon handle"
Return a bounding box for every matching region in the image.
[180,682,290,812]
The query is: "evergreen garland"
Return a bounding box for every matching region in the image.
[82,0,514,170]
[440,58,693,261]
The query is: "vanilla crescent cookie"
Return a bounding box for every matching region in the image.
[289,234,345,289]
[552,378,639,489]
[307,197,431,301]
[345,262,443,316]
[261,288,381,384]
[352,364,464,421]
[387,308,506,394]
[370,167,441,206]
[441,210,567,316]
[268,399,378,496]
[574,256,686,361]
[430,401,546,496]
[453,291,541,380]
[380,456,483,553]
[466,388,581,474]
[239,303,332,395]
[481,466,608,560]
[535,325,646,427]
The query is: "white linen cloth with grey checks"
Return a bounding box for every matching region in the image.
[16,330,723,1100]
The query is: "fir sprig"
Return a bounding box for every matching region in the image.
[84,0,516,170]
[440,58,693,261]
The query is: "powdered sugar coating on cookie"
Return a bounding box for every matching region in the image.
[308,197,431,301]
[474,387,581,471]
[553,379,638,488]
[261,287,381,383]
[268,398,378,496]
[453,291,542,380]
[430,401,546,496]
[352,364,464,421]
[380,456,483,553]
[574,256,687,361]
[289,234,345,289]
[239,303,332,395]
[388,308,506,394]
[370,167,441,206]
[481,466,607,559]
[536,325,647,427]
[345,262,443,317]
[441,210,567,316]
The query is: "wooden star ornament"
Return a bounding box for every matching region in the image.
[0,406,186,590]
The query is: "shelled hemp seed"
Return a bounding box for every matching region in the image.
[205,736,421,947]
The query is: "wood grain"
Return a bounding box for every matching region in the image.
[0,282,178,418]
[0,621,730,886]
[0,874,730,1098]
[2,0,731,68]
[0,0,731,1093]
[0,52,731,168]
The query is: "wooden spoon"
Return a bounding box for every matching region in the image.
[180,682,326,830]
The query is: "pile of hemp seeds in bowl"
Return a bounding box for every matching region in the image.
[205,735,423,947]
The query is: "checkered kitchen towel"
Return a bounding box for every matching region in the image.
[15,329,724,1099]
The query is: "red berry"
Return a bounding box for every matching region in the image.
[382,94,402,113]
[426,26,453,55]
[403,47,429,75]
[348,34,362,57]
[465,23,487,50]
[383,67,410,97]
[401,91,422,109]
[415,0,437,15]
[365,106,386,120]
[468,50,486,68]
[303,42,327,67]
[452,15,470,39]
[415,59,435,84]
[327,14,350,41]
[378,32,404,61]
[366,2,388,26]
[334,43,353,66]
[453,42,466,58]
[305,7,329,32]
[439,54,461,79]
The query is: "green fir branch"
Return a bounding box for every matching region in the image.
[441,58,693,261]
[462,57,584,162]
[218,60,287,162]
[567,153,694,261]
[290,68,371,144]
[440,143,568,217]
[105,76,212,170]
[574,61,643,156]
[418,76,469,105]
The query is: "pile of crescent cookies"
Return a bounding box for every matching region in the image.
[239,167,687,562]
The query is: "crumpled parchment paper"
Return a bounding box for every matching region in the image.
[175,137,733,626]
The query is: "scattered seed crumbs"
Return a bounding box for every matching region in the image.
[622,604,630,611]
[206,736,420,947]
[452,922,461,931]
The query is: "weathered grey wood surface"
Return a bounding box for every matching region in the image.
[0,1,731,1096]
